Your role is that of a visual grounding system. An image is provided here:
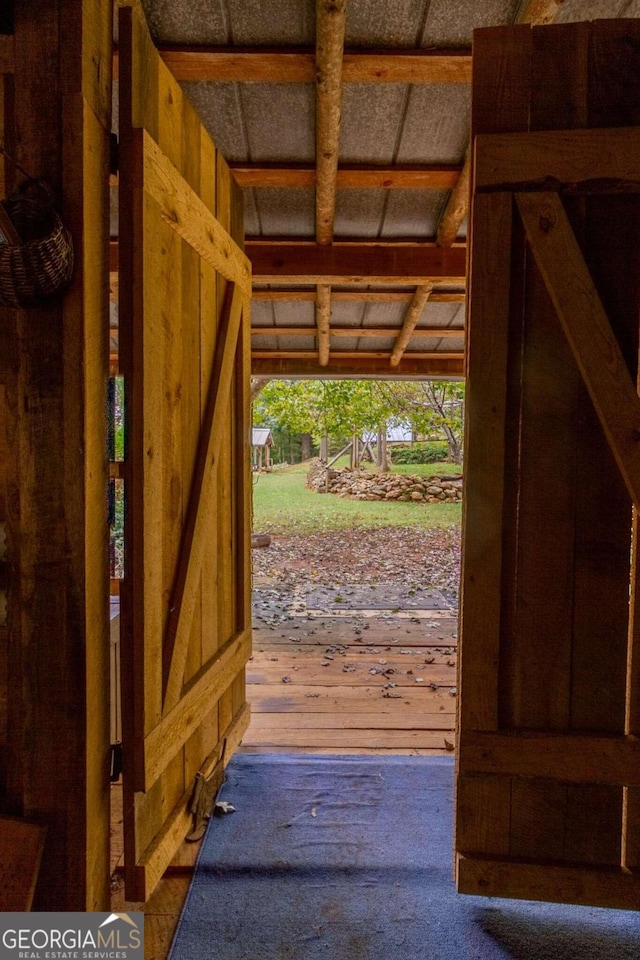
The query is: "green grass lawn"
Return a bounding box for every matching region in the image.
[252,461,462,535]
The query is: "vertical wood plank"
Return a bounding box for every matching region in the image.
[457,24,532,873]
[216,154,234,737]
[193,130,220,767]
[231,178,250,725]
[180,102,206,793]
[585,17,640,873]
[501,21,584,863]
[458,192,513,733]
[0,386,7,799]
[5,0,110,911]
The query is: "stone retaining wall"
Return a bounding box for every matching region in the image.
[306,460,462,503]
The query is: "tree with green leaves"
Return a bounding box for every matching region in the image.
[375,380,465,463]
[254,378,465,465]
[253,380,394,446]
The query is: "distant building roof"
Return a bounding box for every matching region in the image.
[387,424,413,443]
[252,427,273,447]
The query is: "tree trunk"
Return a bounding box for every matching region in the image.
[443,423,462,463]
[301,432,312,461]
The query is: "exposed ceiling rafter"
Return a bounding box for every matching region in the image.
[315,0,347,245]
[251,290,465,303]
[231,163,461,190]
[391,283,434,367]
[251,326,464,338]
[149,47,472,84]
[315,284,332,365]
[246,240,467,285]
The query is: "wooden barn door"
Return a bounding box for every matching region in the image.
[118,6,252,901]
[456,20,640,909]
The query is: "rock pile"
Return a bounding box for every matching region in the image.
[306,459,462,503]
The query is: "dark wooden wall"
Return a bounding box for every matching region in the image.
[457,20,640,908]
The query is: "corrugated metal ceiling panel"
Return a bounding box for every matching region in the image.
[380,189,449,238]
[181,82,247,161]
[397,86,470,164]
[224,0,315,45]
[334,190,386,238]
[422,0,519,45]
[253,188,315,236]
[345,0,429,46]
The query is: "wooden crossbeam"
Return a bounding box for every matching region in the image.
[460,730,640,785]
[457,858,640,911]
[437,147,470,247]
[110,238,468,286]
[316,0,346,244]
[475,127,640,191]
[155,47,472,84]
[251,354,465,378]
[251,289,466,302]
[517,191,640,510]
[231,163,461,190]
[141,129,251,292]
[161,282,245,715]
[247,241,467,284]
[251,325,464,338]
[391,284,434,366]
[140,701,250,894]
[146,629,251,791]
[315,283,331,365]
[252,350,463,360]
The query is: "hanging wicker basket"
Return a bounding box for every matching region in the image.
[0,179,74,308]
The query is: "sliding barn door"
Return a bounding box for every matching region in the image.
[456,20,640,909]
[118,6,252,901]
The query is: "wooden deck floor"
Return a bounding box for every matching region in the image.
[111,582,458,958]
[243,596,458,754]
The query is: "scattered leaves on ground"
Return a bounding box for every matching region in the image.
[253,525,461,600]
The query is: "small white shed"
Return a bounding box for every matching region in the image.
[252,427,273,470]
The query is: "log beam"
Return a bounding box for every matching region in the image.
[390,283,434,366]
[316,0,346,244]
[518,0,567,24]
[436,147,470,247]
[316,283,331,365]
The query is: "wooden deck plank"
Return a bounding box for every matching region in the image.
[253,712,455,730]
[244,595,458,754]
